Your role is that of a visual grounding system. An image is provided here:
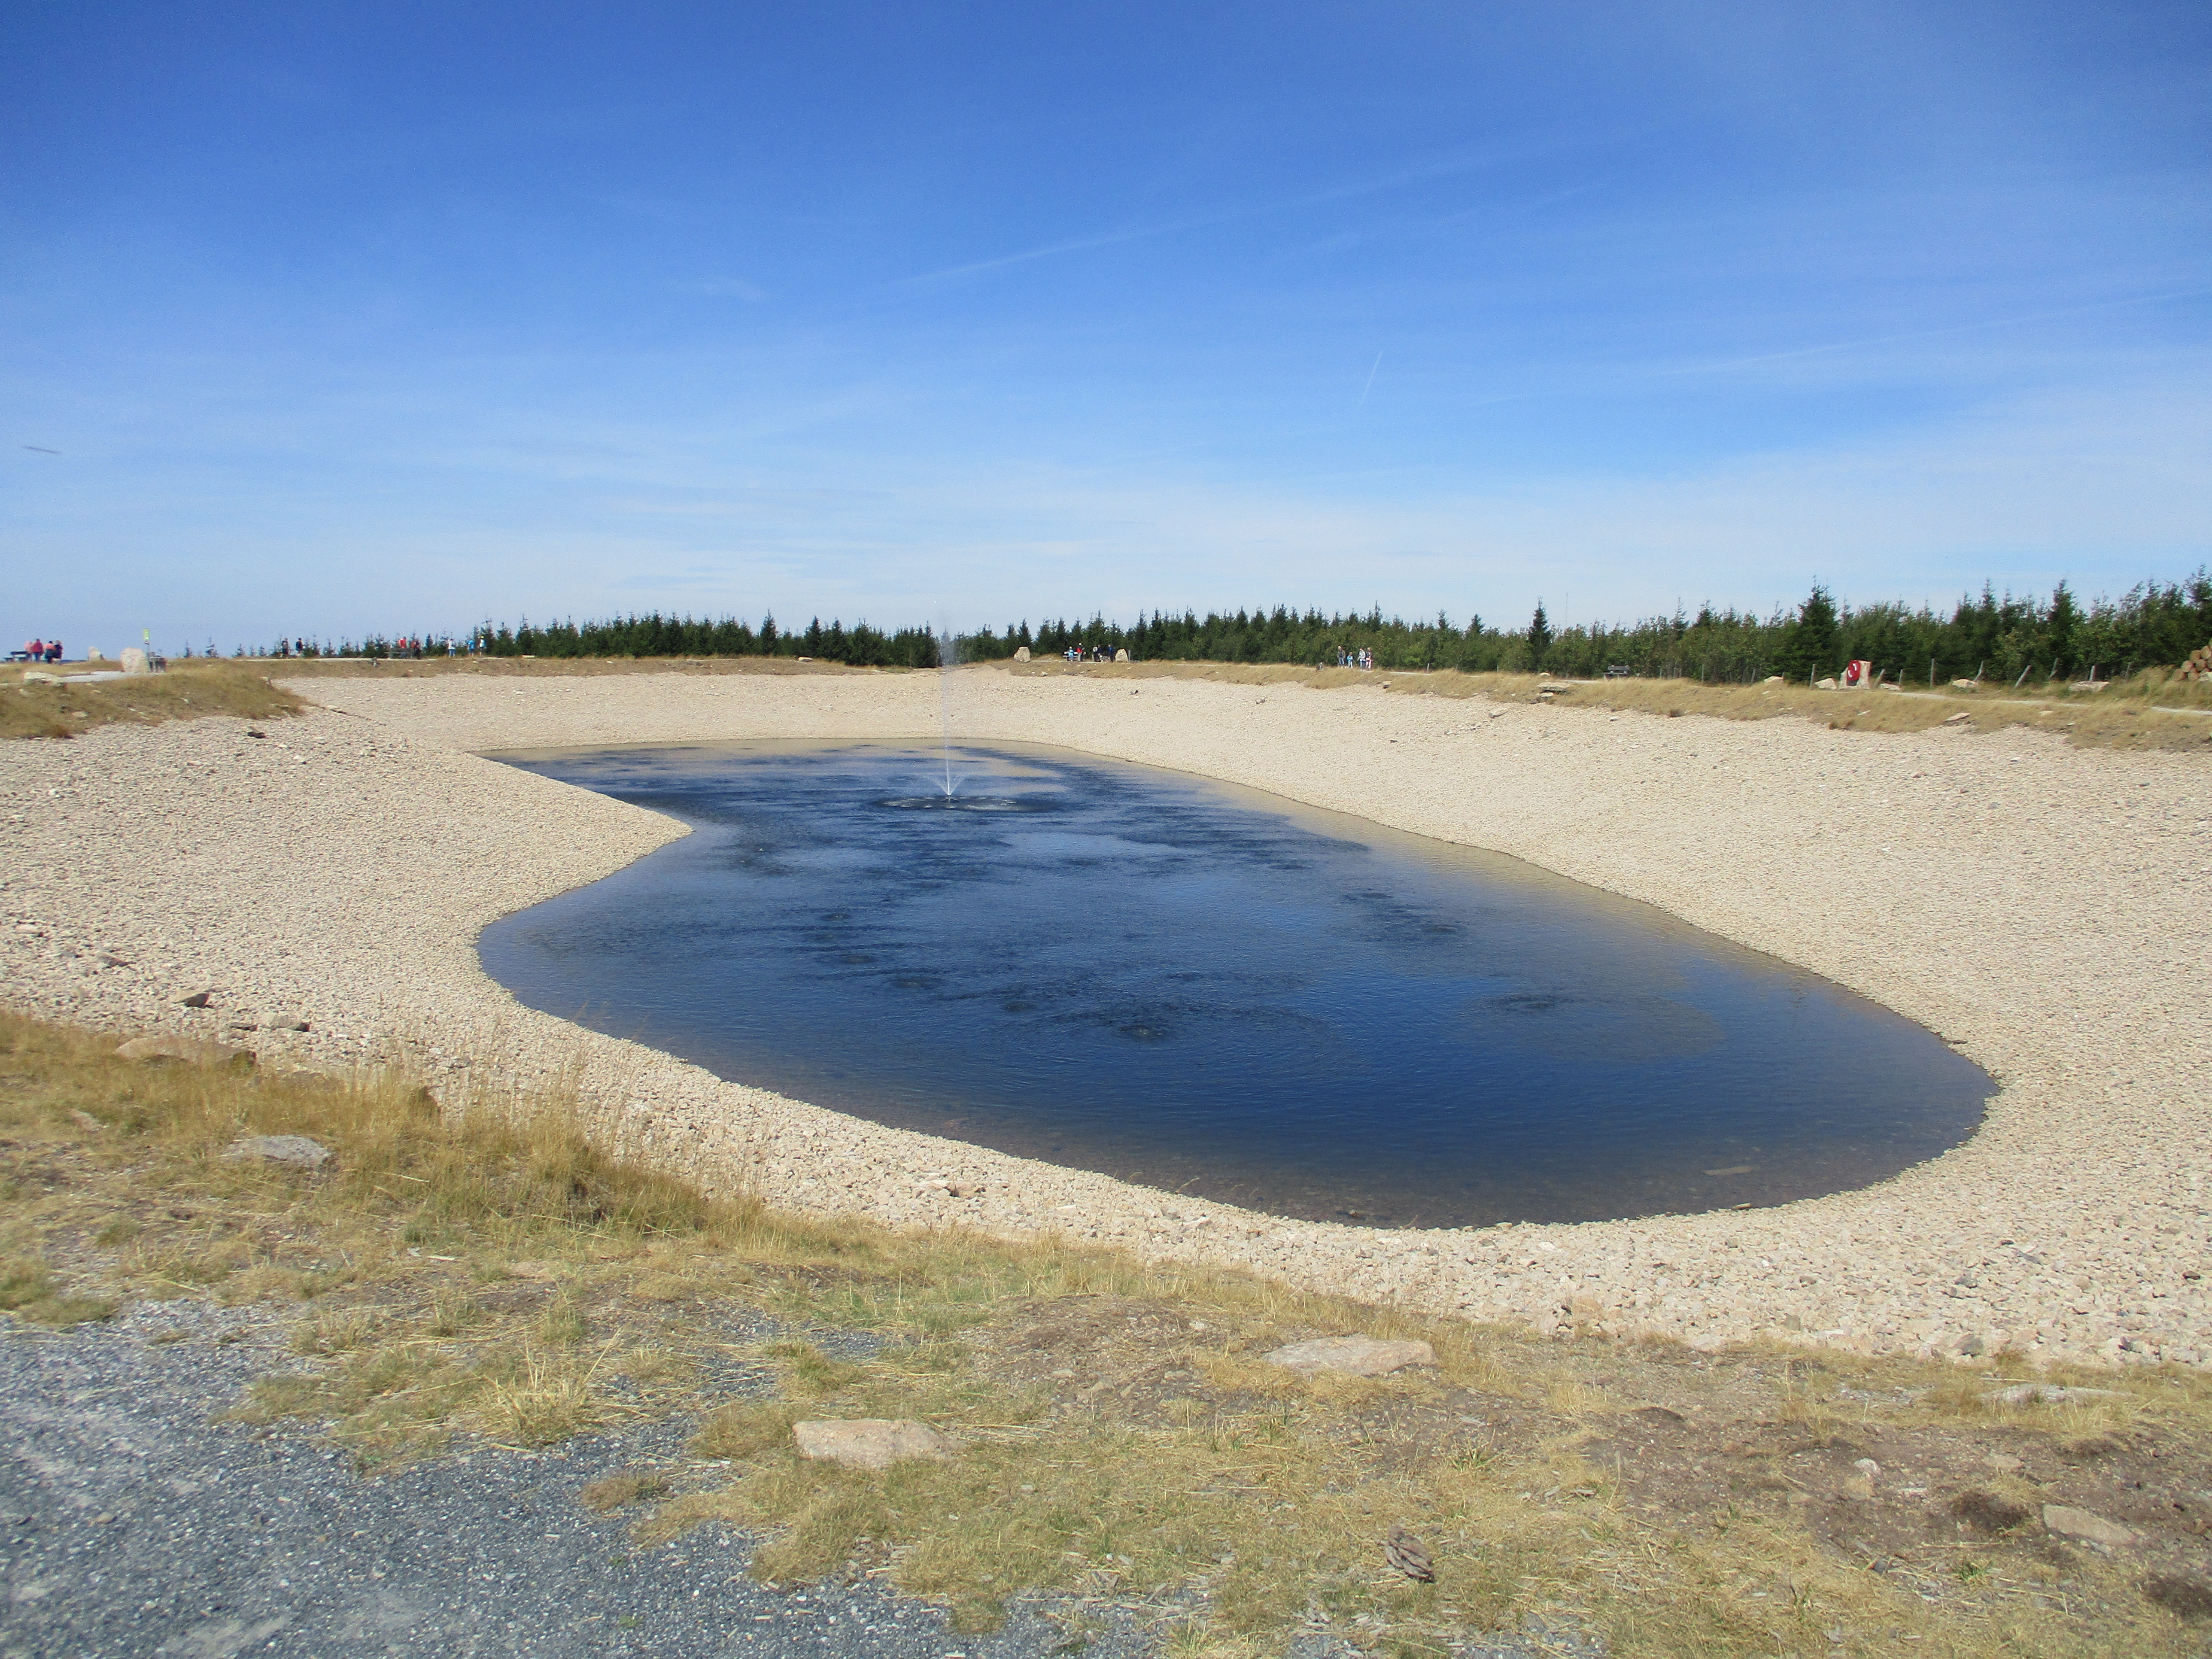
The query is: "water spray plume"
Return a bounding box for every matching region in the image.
[936,626,958,797]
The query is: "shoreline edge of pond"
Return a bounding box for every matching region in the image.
[3,665,2205,1370]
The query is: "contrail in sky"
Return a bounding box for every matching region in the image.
[22,445,59,454]
[1357,352,1382,410]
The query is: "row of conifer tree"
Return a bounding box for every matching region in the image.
[270,568,2212,686]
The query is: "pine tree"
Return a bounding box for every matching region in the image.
[1528,602,1552,664]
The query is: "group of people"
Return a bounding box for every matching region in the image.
[1063,645,1117,662]
[1335,646,1373,670]
[15,638,62,663]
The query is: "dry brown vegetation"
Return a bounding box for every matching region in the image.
[1002,658,2212,751]
[4,1009,2210,1656]
[0,659,304,740]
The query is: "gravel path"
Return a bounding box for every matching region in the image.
[3,666,2208,1370]
[0,1307,1174,1659]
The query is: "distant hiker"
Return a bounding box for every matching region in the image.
[46,640,61,662]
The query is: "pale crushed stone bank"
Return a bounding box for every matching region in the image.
[3,667,2208,1370]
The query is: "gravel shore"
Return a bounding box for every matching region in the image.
[4,667,2207,1369]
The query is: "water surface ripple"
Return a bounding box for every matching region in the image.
[480,743,1990,1227]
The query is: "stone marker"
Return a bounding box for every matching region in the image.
[1261,1335,1436,1376]
[223,1133,332,1170]
[1014,646,1030,662]
[120,647,150,675]
[793,1419,951,1471]
[117,1034,249,1066]
[2042,1504,2136,1549]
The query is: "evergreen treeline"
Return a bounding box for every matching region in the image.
[260,567,2212,682]
[468,613,941,668]
[967,569,2212,684]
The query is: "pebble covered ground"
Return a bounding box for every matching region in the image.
[3,665,2208,1373]
[0,1305,1179,1659]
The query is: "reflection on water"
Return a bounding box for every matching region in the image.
[478,742,1991,1227]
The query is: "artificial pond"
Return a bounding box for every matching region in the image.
[479,742,1991,1227]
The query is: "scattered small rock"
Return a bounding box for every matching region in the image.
[1944,711,1973,726]
[1261,1335,1435,1377]
[116,1034,250,1066]
[262,1015,310,1032]
[506,1259,565,1280]
[96,953,131,968]
[2043,1504,2136,1549]
[792,1419,951,1471]
[178,990,213,1009]
[222,1133,332,1170]
[69,1110,104,1134]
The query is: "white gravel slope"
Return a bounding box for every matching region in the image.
[4,667,2207,1369]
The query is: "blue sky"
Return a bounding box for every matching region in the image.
[4,2,2208,652]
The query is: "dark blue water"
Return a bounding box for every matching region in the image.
[480,742,1990,1228]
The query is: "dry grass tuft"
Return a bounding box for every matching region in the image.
[1,659,304,740]
[581,1468,674,1512]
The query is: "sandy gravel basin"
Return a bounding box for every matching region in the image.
[4,665,2208,1370]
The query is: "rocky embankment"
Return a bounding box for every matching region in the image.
[3,666,2207,1367]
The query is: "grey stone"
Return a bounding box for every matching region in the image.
[21,671,58,686]
[223,1133,333,1170]
[1986,1382,2120,1407]
[119,647,150,675]
[792,1419,951,1471]
[1262,1335,1436,1377]
[117,1034,249,1066]
[2042,1504,2136,1549]
[1944,711,1973,726]
[179,989,213,1008]
[1013,646,1030,662]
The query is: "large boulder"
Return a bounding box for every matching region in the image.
[2042,1504,2135,1549]
[792,1419,951,1471]
[223,1133,333,1170]
[1262,1335,1436,1377]
[116,1035,250,1066]
[1013,646,1030,662]
[120,648,150,676]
